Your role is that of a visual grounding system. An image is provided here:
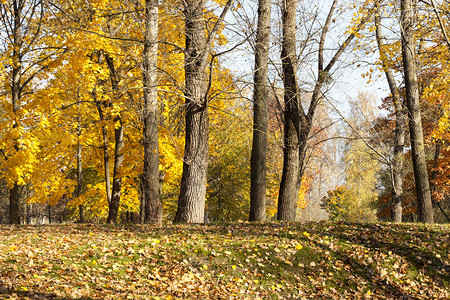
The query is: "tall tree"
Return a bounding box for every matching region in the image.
[92,51,113,208]
[8,0,23,224]
[249,0,271,221]
[105,54,125,224]
[76,96,85,223]
[142,0,162,224]
[277,0,301,221]
[277,0,371,221]
[174,0,233,223]
[0,0,57,224]
[400,0,434,223]
[375,4,406,223]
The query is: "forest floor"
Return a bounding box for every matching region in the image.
[0,222,448,299]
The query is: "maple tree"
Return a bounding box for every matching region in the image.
[0,0,66,224]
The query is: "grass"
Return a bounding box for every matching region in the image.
[0,221,448,299]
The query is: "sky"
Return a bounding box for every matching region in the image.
[218,0,394,119]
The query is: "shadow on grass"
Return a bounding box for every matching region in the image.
[308,238,417,299]
[321,223,450,290]
[0,285,96,300]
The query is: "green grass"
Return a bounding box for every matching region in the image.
[0,221,448,299]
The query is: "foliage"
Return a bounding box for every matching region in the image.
[321,186,350,221]
[343,135,379,223]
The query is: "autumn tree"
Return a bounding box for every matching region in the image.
[400,0,434,223]
[321,186,349,221]
[141,0,162,224]
[343,98,380,223]
[277,0,373,221]
[0,0,65,224]
[249,0,271,221]
[174,0,234,223]
[375,2,406,222]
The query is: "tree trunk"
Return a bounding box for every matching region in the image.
[142,0,162,224]
[174,0,209,223]
[9,0,23,225]
[375,7,406,223]
[249,0,271,222]
[105,54,124,224]
[391,107,406,223]
[139,174,145,224]
[10,184,20,224]
[92,51,112,207]
[277,0,365,221]
[277,0,302,221]
[400,0,434,223]
[174,0,234,223]
[95,102,112,206]
[107,118,124,224]
[76,113,85,223]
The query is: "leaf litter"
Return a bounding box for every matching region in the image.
[0,222,448,299]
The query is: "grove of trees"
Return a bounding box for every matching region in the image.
[0,0,449,225]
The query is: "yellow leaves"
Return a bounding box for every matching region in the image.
[149,239,161,245]
[302,231,310,237]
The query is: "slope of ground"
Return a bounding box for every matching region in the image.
[0,222,448,299]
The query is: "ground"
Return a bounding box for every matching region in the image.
[0,221,448,299]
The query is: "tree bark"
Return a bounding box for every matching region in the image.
[9,0,23,225]
[142,0,162,224]
[174,0,234,223]
[91,51,113,208]
[94,89,112,207]
[249,0,271,222]
[277,0,369,221]
[173,0,210,222]
[375,7,406,223]
[101,119,112,205]
[105,54,124,224]
[400,0,434,223]
[277,0,301,221]
[76,109,85,223]
[9,184,20,224]
[107,118,124,224]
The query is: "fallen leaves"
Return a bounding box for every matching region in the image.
[0,222,448,299]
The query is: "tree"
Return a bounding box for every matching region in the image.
[174,0,234,223]
[325,94,380,223]
[249,0,271,221]
[400,0,434,223]
[375,2,406,222]
[0,0,65,224]
[277,0,372,221]
[321,186,349,221]
[141,0,162,224]
[105,54,125,224]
